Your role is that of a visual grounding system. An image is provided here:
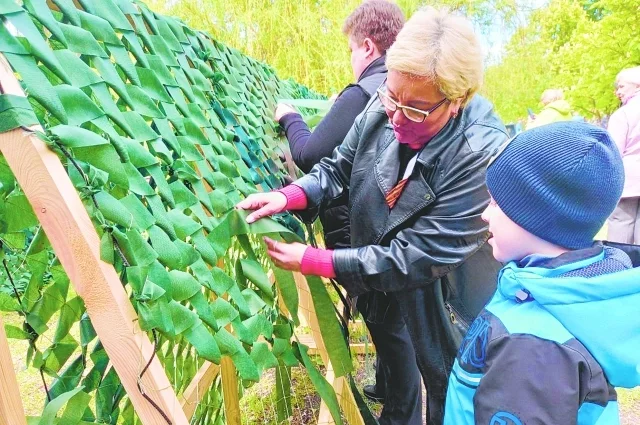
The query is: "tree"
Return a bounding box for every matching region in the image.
[483,0,640,123]
[144,0,526,95]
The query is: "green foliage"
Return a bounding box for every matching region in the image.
[483,0,640,122]
[145,0,525,95]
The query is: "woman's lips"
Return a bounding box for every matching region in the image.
[393,127,411,141]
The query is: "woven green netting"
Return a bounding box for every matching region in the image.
[0,0,353,423]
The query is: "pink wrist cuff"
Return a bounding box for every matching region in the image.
[301,247,336,278]
[278,184,308,210]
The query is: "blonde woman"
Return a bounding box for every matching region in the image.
[276,2,418,419]
[526,88,573,129]
[238,8,506,424]
[608,66,640,244]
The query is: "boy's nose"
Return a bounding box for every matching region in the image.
[481,208,490,223]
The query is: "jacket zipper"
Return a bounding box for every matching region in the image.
[445,302,470,328]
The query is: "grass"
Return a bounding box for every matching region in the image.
[240,352,382,424]
[240,363,321,424]
[2,312,47,415]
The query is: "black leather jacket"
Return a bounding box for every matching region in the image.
[295,93,508,423]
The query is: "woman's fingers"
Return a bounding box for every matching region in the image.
[274,103,296,121]
[265,237,292,270]
[264,238,305,273]
[265,237,285,262]
[236,193,267,211]
[266,249,288,269]
[246,205,275,224]
[264,237,279,251]
[236,193,287,223]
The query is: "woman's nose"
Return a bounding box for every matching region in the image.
[391,109,408,126]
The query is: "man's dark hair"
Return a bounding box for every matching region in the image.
[342,0,405,53]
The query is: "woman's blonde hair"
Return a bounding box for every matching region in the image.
[616,66,640,87]
[386,7,483,107]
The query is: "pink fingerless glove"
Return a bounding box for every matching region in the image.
[278,184,308,210]
[277,185,334,278]
[301,246,336,278]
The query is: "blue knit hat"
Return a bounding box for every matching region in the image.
[486,122,624,249]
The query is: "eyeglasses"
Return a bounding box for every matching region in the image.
[377,89,448,123]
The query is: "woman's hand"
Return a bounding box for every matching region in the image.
[264,237,307,272]
[274,103,297,121]
[236,192,287,223]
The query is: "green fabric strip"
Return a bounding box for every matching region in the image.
[0,94,39,132]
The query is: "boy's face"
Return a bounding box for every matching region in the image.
[482,196,545,263]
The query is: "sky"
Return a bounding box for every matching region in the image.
[477,0,550,66]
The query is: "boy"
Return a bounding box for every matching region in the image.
[443,122,640,425]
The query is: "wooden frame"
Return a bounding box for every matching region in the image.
[292,273,366,425]
[0,315,28,425]
[0,53,189,425]
[179,362,220,419]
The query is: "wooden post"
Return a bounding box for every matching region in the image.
[0,54,189,425]
[179,362,220,420]
[220,357,241,425]
[293,272,365,425]
[0,315,28,425]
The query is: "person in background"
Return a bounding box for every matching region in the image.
[275,1,417,420]
[238,8,506,424]
[607,66,640,244]
[526,88,573,129]
[444,122,640,425]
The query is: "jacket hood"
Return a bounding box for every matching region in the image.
[544,99,572,115]
[498,247,640,388]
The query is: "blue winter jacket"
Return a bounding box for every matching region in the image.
[444,243,640,425]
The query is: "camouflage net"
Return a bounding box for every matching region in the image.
[0,0,353,423]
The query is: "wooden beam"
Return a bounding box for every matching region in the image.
[220,357,241,425]
[0,315,27,425]
[292,272,365,425]
[179,361,220,420]
[293,272,329,365]
[315,358,366,425]
[0,54,188,425]
[316,364,336,425]
[214,260,241,425]
[293,271,334,424]
[332,375,365,425]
